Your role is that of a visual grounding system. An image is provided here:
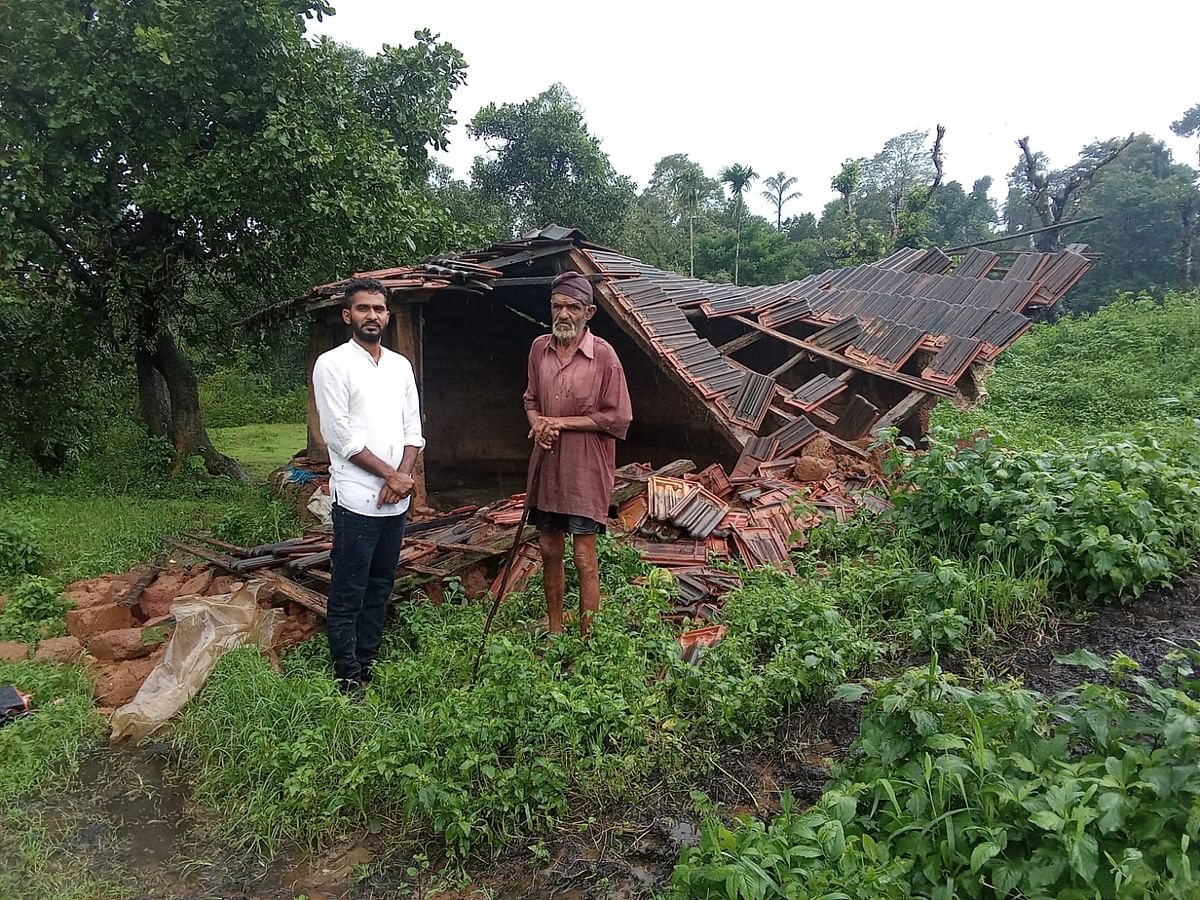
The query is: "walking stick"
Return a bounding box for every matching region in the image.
[470,449,544,686]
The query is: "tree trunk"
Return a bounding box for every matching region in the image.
[734,197,742,286]
[147,327,249,481]
[135,349,171,438]
[688,209,695,277]
[1183,198,1196,290]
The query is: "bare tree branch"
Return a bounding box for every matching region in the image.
[1016,136,1054,229]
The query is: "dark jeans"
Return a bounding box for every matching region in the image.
[327,504,406,683]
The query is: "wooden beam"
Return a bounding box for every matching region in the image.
[871,390,932,436]
[729,316,956,397]
[717,330,765,356]
[162,536,238,571]
[768,351,809,379]
[493,274,607,287]
[263,571,328,616]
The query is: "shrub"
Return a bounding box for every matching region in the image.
[672,648,1200,899]
[0,520,43,578]
[889,424,1200,603]
[0,578,71,644]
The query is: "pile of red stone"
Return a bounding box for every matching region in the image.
[0,565,322,708]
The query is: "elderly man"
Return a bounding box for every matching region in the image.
[524,271,632,636]
[313,277,425,692]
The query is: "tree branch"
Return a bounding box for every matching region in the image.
[15,212,104,310]
[1057,133,1136,217]
[1016,136,1054,229]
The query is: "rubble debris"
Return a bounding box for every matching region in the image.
[678,624,729,665]
[0,641,29,663]
[34,636,83,665]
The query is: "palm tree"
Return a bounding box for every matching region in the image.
[670,168,707,277]
[761,171,801,230]
[719,163,758,285]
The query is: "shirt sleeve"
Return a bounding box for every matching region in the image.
[401,357,426,450]
[523,340,542,412]
[312,354,367,459]
[586,357,632,440]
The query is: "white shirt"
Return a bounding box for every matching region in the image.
[312,339,426,517]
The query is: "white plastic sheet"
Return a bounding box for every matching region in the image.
[110,582,282,742]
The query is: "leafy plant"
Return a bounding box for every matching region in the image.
[0,577,71,643]
[0,519,43,578]
[890,424,1200,603]
[672,649,1200,898]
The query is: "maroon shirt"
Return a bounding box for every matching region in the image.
[524,329,633,523]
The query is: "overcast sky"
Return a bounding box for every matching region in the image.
[313,1,1199,222]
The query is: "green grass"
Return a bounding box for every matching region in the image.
[210,423,306,480]
[0,807,131,900]
[0,661,106,803]
[932,292,1200,445]
[0,485,297,586]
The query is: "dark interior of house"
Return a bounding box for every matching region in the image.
[419,276,734,508]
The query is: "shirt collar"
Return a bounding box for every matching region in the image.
[544,327,595,360]
[347,338,386,364]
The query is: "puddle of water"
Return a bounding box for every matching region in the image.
[664,817,699,847]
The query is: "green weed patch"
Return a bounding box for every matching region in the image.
[890,423,1200,603]
[174,544,876,857]
[0,661,105,804]
[672,648,1200,898]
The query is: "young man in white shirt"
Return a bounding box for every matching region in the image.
[312,277,424,693]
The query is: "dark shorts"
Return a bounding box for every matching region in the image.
[532,507,607,535]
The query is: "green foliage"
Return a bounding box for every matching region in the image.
[1067,137,1200,310]
[0,519,43,579]
[0,578,71,644]
[0,661,105,803]
[468,84,636,246]
[0,477,300,585]
[890,424,1200,603]
[209,493,303,548]
[669,569,881,741]
[199,363,307,429]
[673,651,1200,899]
[934,293,1200,443]
[173,543,873,856]
[0,0,467,463]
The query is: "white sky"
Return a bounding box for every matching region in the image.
[313,0,1200,221]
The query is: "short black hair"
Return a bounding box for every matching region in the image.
[343,277,387,307]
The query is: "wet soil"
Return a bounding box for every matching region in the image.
[10,572,1200,899]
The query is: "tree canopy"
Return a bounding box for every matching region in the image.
[467,84,636,246]
[0,0,466,472]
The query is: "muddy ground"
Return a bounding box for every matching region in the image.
[7,572,1200,900]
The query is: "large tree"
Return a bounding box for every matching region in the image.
[1010,134,1135,252]
[1171,104,1200,287]
[0,0,466,476]
[718,163,758,285]
[468,84,635,246]
[1172,103,1200,167]
[861,129,945,239]
[1062,136,1200,307]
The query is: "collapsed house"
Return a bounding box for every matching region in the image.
[52,232,1091,717]
[250,225,1091,507]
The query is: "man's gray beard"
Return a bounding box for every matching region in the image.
[552,321,578,341]
[352,323,382,344]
